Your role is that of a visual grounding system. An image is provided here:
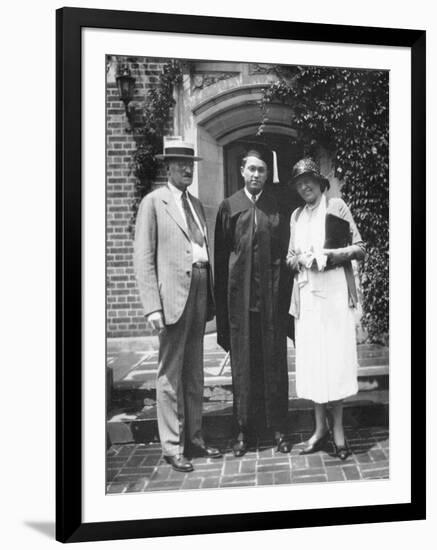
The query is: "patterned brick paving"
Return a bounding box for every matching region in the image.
[106,427,389,494]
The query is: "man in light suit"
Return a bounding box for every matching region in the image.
[134,138,222,472]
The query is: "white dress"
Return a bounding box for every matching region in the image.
[292,196,358,404]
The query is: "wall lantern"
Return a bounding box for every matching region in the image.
[116,65,136,124]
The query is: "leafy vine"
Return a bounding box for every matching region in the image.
[259,66,389,343]
[128,60,183,233]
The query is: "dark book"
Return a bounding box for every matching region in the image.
[324,213,351,249]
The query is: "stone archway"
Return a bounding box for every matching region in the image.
[191,84,302,243]
[193,84,297,146]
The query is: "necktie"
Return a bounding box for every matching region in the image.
[181,191,204,247]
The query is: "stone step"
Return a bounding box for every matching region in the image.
[107,338,389,447]
[108,336,388,355]
[107,389,388,446]
[108,338,389,394]
[111,363,388,392]
[110,365,388,412]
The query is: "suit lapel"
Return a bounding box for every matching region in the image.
[161,185,190,241]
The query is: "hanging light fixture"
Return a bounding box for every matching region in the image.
[116,65,136,124]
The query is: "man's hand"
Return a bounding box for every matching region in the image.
[146,310,165,332]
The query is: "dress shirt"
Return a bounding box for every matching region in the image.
[244,187,263,203]
[168,182,209,263]
[244,187,263,225]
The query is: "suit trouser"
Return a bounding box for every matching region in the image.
[156,265,208,456]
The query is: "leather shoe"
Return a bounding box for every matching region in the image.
[300,430,330,455]
[275,434,292,454]
[185,444,222,459]
[164,454,193,472]
[232,438,248,458]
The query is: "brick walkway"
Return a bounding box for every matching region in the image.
[106,426,389,494]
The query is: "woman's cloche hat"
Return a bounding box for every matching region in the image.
[291,157,330,189]
[155,136,202,161]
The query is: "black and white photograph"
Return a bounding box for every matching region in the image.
[53,6,426,544]
[105,56,390,494]
[1,0,433,547]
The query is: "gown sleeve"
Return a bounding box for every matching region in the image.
[286,208,302,273]
[214,201,231,352]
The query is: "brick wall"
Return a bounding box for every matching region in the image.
[106,56,172,338]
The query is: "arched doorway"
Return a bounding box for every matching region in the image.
[193,87,304,240]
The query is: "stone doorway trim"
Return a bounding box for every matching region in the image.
[193,84,297,146]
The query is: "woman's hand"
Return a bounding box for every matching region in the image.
[287,253,311,271]
[297,252,315,269]
[323,248,348,265]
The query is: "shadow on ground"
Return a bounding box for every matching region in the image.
[24,521,55,539]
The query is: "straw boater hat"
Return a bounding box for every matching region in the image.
[155,137,202,161]
[291,158,330,190]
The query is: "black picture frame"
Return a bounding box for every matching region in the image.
[56,7,426,543]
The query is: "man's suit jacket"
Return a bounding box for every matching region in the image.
[134,184,215,325]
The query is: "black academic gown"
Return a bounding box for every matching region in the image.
[214,189,289,429]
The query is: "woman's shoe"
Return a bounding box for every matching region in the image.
[333,440,351,461]
[300,430,330,455]
[274,434,292,454]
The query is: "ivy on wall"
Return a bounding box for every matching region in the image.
[128,60,182,233]
[259,66,389,343]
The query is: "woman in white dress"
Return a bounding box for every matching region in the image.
[287,158,365,460]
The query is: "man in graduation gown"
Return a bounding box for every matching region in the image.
[214,147,291,457]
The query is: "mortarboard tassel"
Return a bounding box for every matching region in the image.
[272,150,279,183]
